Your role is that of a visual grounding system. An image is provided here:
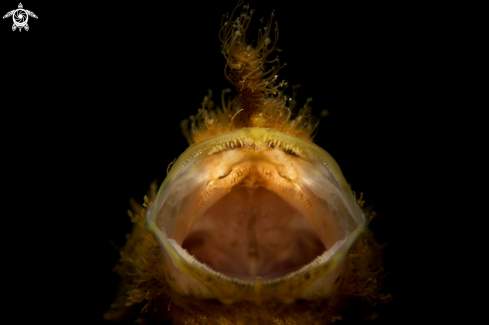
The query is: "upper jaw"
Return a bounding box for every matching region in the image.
[146,127,365,303]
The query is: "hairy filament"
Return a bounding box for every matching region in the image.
[181,2,319,145]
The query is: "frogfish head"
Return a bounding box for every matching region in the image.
[105,2,388,324]
[146,127,366,304]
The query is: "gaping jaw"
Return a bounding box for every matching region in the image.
[146,127,365,303]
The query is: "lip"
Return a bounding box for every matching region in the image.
[146,127,366,304]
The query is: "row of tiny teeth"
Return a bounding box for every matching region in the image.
[208,136,248,154]
[207,135,302,156]
[266,137,301,156]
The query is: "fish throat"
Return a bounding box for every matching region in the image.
[182,153,325,281]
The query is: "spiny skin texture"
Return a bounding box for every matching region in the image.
[104,184,390,325]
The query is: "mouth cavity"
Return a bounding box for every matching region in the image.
[182,182,325,281]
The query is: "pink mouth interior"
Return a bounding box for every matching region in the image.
[182,186,325,280]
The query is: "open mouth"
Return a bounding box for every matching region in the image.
[182,176,325,281]
[146,127,365,301]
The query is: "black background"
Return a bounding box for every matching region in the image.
[1,0,435,323]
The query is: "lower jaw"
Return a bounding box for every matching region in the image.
[145,189,368,305]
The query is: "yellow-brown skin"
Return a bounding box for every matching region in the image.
[105,2,390,324]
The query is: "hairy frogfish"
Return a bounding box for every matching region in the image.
[105,2,389,324]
